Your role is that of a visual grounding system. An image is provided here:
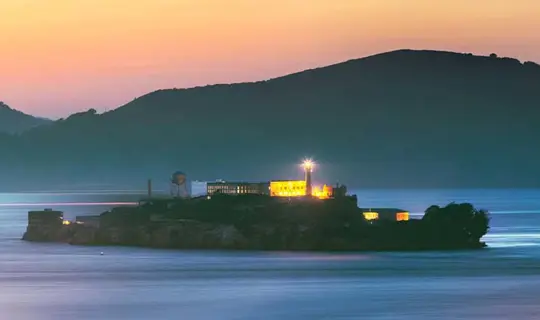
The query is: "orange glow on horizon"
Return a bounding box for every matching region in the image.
[1,0,540,117]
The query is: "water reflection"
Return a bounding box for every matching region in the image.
[0,190,540,319]
[0,202,137,207]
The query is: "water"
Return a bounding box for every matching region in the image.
[1,189,540,320]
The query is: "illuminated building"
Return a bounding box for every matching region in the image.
[270,180,306,197]
[269,159,335,199]
[361,208,410,222]
[270,181,334,199]
[312,184,333,199]
[396,212,409,221]
[207,181,270,195]
[363,211,379,221]
[202,158,338,200]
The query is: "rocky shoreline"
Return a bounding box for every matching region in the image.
[22,195,490,252]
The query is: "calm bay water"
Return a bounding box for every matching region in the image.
[1,189,540,320]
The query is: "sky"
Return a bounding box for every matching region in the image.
[1,0,540,119]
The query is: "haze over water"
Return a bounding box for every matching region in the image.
[1,189,540,319]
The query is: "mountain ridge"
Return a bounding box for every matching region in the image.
[2,49,540,191]
[0,102,52,134]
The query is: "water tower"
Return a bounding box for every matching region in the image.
[302,159,314,196]
[170,171,189,198]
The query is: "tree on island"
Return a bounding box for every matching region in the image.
[422,202,490,246]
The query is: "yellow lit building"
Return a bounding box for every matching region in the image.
[363,211,379,221]
[270,180,306,197]
[268,159,335,199]
[312,184,333,199]
[361,208,410,222]
[270,181,334,199]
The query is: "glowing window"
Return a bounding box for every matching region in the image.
[363,212,379,221]
[396,212,409,221]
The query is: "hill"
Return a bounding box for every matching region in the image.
[2,49,540,190]
[0,102,51,134]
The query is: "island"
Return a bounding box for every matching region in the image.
[22,194,490,251]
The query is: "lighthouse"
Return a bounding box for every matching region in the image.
[302,159,314,197]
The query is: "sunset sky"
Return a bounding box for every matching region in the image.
[1,0,539,118]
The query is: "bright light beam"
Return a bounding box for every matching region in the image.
[302,158,315,171]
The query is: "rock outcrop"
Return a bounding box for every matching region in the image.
[22,196,490,251]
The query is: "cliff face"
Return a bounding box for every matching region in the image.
[23,221,249,249]
[22,225,67,242]
[23,218,486,251]
[22,196,489,252]
[94,221,248,249]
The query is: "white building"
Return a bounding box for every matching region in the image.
[191,180,208,197]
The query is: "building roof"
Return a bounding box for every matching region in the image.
[28,210,63,214]
[207,181,270,185]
